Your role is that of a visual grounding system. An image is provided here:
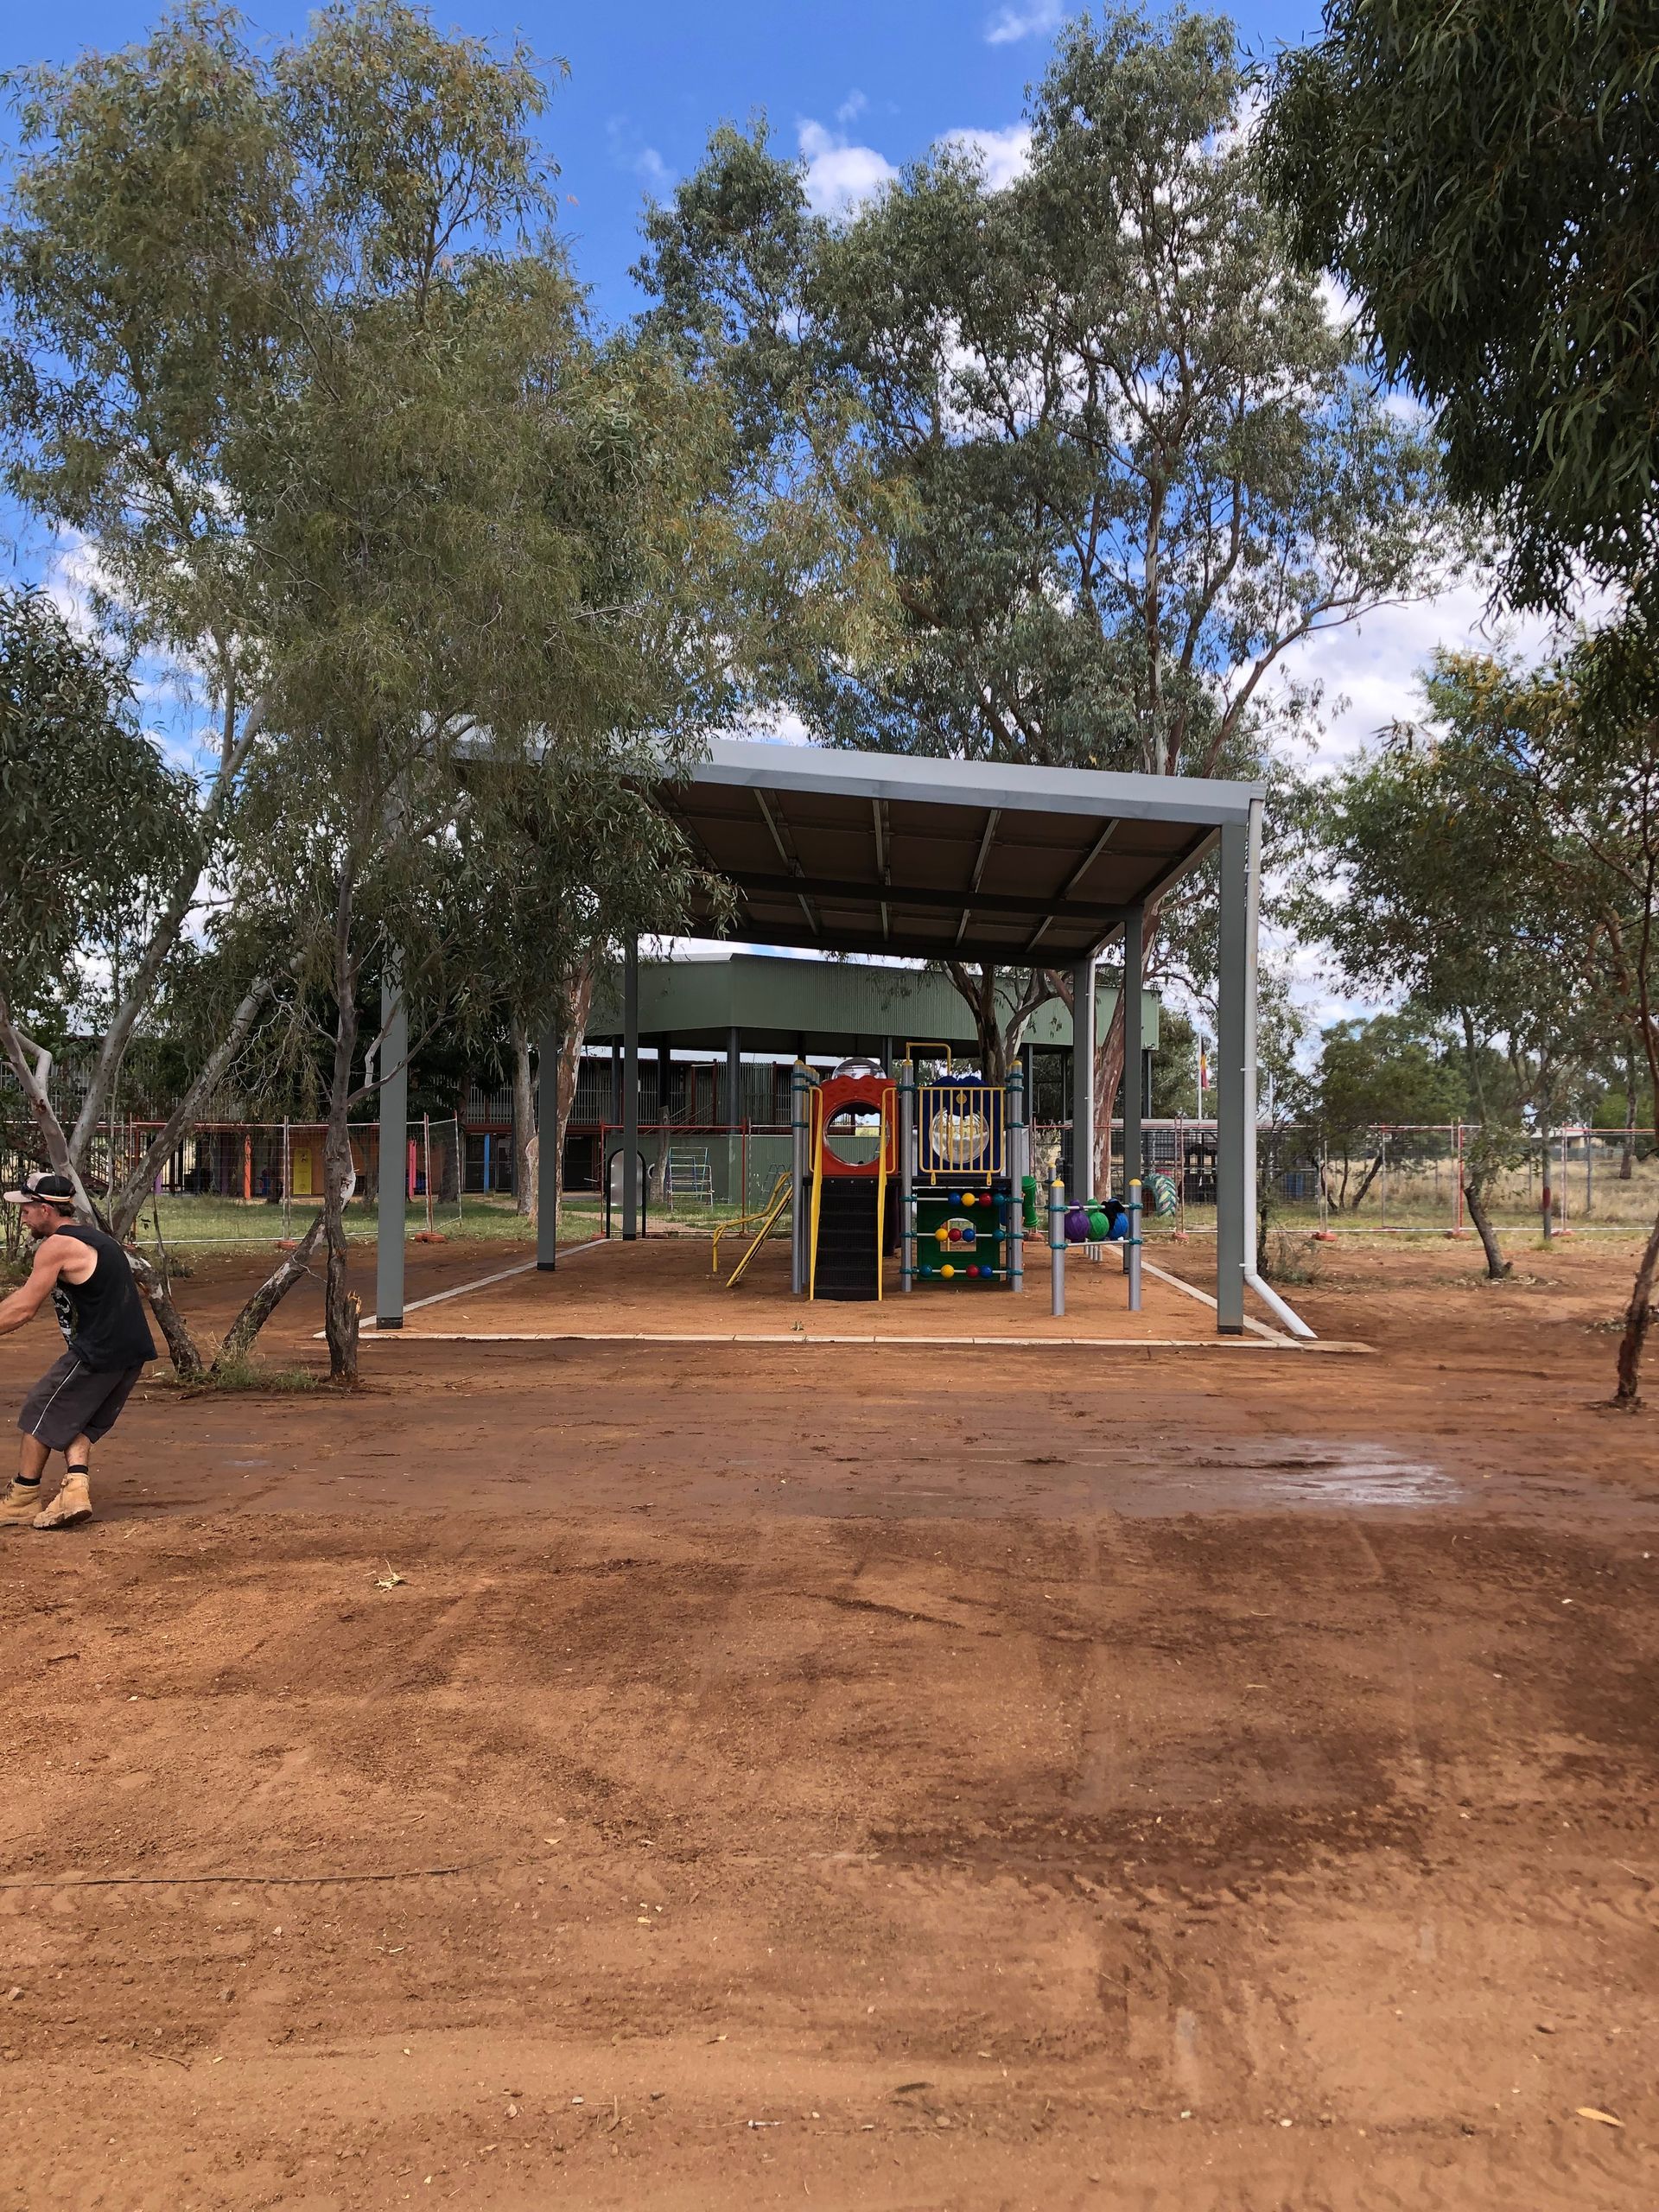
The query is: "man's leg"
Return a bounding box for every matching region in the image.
[32,1433,92,1530]
[1,1433,50,1527]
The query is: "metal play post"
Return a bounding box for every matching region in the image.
[790,1062,809,1294]
[1072,953,1096,1207]
[1121,905,1143,1274]
[1127,1176,1142,1312]
[899,1058,916,1294]
[1049,1175,1066,1318]
[1007,1063,1025,1294]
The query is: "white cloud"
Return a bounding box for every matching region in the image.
[1280,581,1580,773]
[634,145,674,197]
[836,90,868,126]
[984,0,1062,46]
[607,116,675,200]
[938,123,1033,192]
[798,118,898,216]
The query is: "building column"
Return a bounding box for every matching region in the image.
[1122,906,1143,1200]
[622,941,640,1240]
[1215,814,1252,1332]
[609,1039,621,1122]
[1071,955,1096,1201]
[537,1016,560,1271]
[375,966,407,1328]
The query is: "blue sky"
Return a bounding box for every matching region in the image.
[2,1,1322,324]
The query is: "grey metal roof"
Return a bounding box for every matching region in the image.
[658,740,1262,965]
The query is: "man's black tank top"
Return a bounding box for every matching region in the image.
[51,1225,156,1370]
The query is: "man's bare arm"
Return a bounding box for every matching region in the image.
[0,1236,68,1338]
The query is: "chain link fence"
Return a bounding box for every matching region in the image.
[9,1112,1655,1256]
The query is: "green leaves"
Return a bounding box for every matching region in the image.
[0,585,196,1007]
[1261,0,1659,613]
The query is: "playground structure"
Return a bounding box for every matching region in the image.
[371,738,1309,1339]
[713,1050,1154,1314]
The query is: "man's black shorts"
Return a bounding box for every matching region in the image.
[17,1352,146,1452]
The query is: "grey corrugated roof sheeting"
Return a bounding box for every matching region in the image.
[657,740,1263,963]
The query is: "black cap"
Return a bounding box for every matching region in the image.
[3,1170,77,1209]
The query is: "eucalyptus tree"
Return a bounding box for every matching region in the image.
[1262,0,1659,618]
[0,3,683,1382]
[0,583,279,1364]
[1309,639,1659,1398]
[639,9,1459,1185]
[1300,668,1580,1278]
[0,5,298,1243]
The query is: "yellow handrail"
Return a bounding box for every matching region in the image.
[724,1175,791,1288]
[709,1172,790,1275]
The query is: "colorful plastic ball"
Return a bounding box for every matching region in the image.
[1065,1205,1091,1243]
[940,1262,956,1278]
[966,1265,979,1278]
[935,1224,950,1243]
[962,1191,976,1208]
[949,1225,963,1243]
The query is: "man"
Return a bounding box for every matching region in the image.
[0,1171,156,1531]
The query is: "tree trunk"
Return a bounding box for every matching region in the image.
[212,1211,326,1371]
[943,962,1057,1090]
[1614,1205,1659,1405]
[552,964,595,1238]
[321,1127,359,1383]
[128,1249,207,1379]
[512,1020,537,1219]
[1092,995,1127,1198]
[1621,1052,1638,1179]
[1347,1149,1386,1212]
[1464,1175,1510,1281]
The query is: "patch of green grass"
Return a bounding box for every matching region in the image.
[169,1351,326,1395]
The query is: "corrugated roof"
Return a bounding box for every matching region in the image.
[658,741,1261,963]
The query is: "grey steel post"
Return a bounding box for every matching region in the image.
[375,965,408,1328]
[1071,955,1096,1205]
[1215,813,1251,1332]
[1121,906,1143,1271]
[899,1059,916,1293]
[726,1023,741,1205]
[1128,1176,1143,1312]
[1049,1176,1066,1318]
[790,1063,809,1294]
[622,938,640,1242]
[1007,1062,1026,1293]
[536,1017,560,1270]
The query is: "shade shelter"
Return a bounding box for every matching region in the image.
[376,740,1277,1334]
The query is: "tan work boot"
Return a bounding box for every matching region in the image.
[0,1480,43,1529]
[33,1472,92,1530]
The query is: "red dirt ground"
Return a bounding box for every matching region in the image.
[1,1229,1656,2210]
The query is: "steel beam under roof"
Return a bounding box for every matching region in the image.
[655,739,1262,964]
